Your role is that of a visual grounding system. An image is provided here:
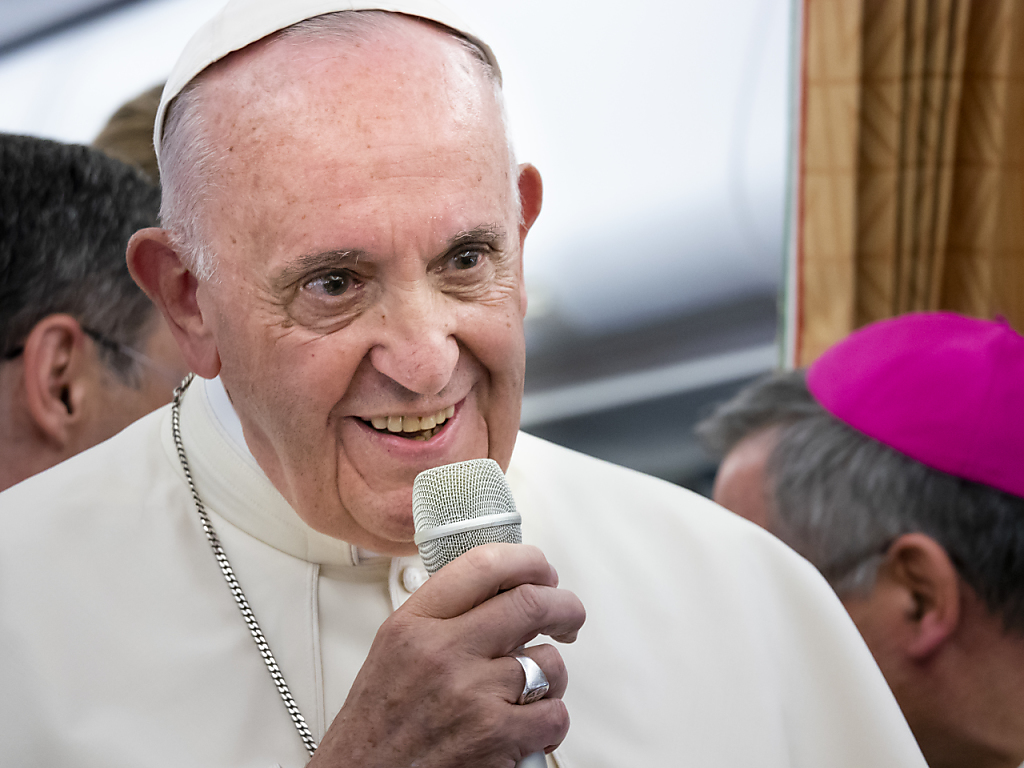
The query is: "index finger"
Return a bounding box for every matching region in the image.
[404,543,558,620]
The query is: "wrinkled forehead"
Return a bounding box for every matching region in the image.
[186,26,515,267]
[198,23,507,186]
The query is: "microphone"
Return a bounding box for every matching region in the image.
[412,459,547,768]
[413,458,522,572]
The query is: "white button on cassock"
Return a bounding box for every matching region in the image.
[402,565,429,593]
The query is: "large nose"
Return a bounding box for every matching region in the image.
[368,283,459,395]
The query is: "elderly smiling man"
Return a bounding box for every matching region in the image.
[0,2,927,767]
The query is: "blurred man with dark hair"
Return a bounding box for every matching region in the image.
[0,134,189,491]
[698,312,1024,768]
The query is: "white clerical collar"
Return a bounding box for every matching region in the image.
[199,375,387,565]
[204,375,257,465]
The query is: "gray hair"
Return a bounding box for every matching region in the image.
[0,134,161,386]
[728,376,1024,633]
[695,369,821,458]
[159,10,519,281]
[700,369,1024,632]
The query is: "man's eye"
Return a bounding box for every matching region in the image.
[307,272,351,296]
[451,251,481,270]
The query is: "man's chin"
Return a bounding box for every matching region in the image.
[328,490,421,555]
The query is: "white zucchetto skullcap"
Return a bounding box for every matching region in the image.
[154,0,499,163]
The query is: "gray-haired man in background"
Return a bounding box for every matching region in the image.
[699,312,1024,768]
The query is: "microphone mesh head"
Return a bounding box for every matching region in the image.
[413,458,521,575]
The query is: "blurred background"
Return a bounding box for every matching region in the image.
[0,0,795,493]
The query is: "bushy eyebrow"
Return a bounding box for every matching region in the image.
[272,249,365,292]
[273,226,511,291]
[432,226,511,267]
[448,226,508,248]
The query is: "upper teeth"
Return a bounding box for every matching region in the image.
[370,406,455,433]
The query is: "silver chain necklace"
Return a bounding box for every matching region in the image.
[171,373,319,757]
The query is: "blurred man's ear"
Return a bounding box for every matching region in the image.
[20,315,92,447]
[874,533,962,660]
[127,228,220,378]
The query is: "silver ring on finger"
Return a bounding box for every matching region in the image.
[511,653,550,705]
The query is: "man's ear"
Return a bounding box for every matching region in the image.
[518,163,543,240]
[20,315,92,447]
[515,164,543,317]
[881,532,962,660]
[127,228,220,378]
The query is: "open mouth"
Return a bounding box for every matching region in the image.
[361,406,455,442]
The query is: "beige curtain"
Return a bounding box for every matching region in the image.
[788,0,1024,366]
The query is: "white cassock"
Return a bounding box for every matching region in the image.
[0,377,926,767]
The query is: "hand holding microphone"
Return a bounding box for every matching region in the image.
[310,460,585,768]
[414,459,564,768]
